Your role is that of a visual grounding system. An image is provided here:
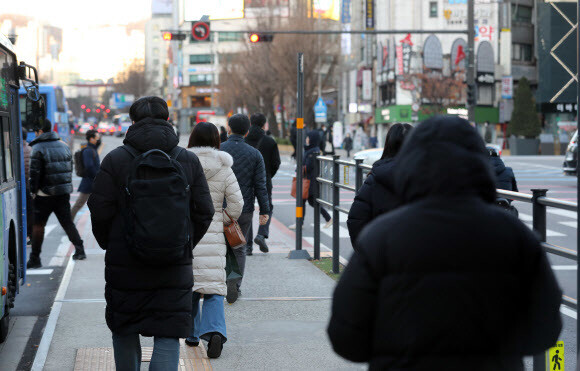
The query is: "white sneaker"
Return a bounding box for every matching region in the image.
[324,219,333,229]
[288,224,296,230]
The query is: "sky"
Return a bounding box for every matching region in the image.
[2,0,153,80]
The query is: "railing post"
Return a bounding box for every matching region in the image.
[355,159,363,193]
[332,155,340,274]
[313,153,321,261]
[531,188,548,371]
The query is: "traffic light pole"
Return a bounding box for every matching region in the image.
[290,53,311,260]
[467,0,476,123]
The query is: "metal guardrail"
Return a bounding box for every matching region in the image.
[312,154,578,371]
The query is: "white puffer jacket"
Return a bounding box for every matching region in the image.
[190,147,243,296]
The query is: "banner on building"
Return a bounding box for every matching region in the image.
[501,76,513,99]
[362,69,372,101]
[341,0,351,23]
[365,0,374,30]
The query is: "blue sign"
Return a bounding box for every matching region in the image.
[341,0,351,24]
[314,97,327,123]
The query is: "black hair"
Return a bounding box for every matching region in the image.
[129,96,169,123]
[188,122,220,149]
[86,129,98,141]
[220,126,227,134]
[381,123,413,160]
[250,113,267,128]
[37,118,52,133]
[228,114,251,135]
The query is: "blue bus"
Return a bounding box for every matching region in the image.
[0,33,44,342]
[19,84,72,148]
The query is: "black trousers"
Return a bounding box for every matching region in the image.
[31,194,83,259]
[303,195,331,222]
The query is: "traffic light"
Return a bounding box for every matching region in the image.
[163,32,186,41]
[249,33,274,43]
[467,84,476,107]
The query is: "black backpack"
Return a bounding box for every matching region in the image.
[121,144,192,265]
[74,145,87,177]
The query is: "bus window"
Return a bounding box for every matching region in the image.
[1,116,12,180]
[55,88,66,113]
[0,115,6,181]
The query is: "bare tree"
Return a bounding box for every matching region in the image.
[115,59,152,99]
[415,69,465,116]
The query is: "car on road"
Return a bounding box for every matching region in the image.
[98,121,116,136]
[113,114,131,137]
[78,123,94,135]
[563,130,578,175]
[354,148,383,166]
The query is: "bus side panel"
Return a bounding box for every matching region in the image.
[12,87,25,286]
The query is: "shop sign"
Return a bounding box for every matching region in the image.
[501,76,513,99]
[477,72,494,84]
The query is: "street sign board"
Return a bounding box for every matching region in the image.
[192,22,210,41]
[501,76,513,99]
[110,93,135,109]
[314,97,327,123]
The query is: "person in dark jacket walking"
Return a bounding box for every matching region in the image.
[245,113,281,255]
[22,129,33,242]
[87,97,214,371]
[489,148,518,192]
[328,116,562,370]
[318,124,327,154]
[347,123,412,248]
[221,114,270,302]
[71,130,101,220]
[220,126,228,143]
[342,133,353,158]
[289,130,332,230]
[290,121,297,159]
[27,119,85,268]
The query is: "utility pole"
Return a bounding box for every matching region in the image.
[467,0,476,124]
[171,0,180,126]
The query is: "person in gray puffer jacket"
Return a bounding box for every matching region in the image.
[221,114,270,302]
[28,119,85,268]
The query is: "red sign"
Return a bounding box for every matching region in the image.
[396,45,404,75]
[192,22,210,41]
[400,33,413,46]
[382,46,388,68]
[455,45,466,66]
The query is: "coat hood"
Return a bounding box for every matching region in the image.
[371,157,396,187]
[489,155,506,175]
[393,116,496,203]
[189,147,234,180]
[246,125,265,145]
[306,130,321,151]
[123,117,178,153]
[30,131,60,146]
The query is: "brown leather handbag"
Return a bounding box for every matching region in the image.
[223,210,246,249]
[291,166,310,200]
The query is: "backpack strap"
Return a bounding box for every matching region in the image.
[122,144,140,158]
[169,146,184,160]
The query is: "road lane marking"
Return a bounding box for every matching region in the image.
[524,224,566,237]
[26,269,54,275]
[31,257,75,371]
[559,221,577,229]
[560,306,577,320]
[519,213,533,222]
[552,265,577,270]
[48,238,72,267]
[549,209,578,219]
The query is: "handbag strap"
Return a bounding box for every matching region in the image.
[223,209,234,223]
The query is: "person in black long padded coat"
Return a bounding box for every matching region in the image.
[328,116,562,371]
[88,97,214,371]
[347,123,412,249]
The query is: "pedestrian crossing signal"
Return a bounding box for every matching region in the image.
[548,341,565,370]
[249,33,274,43]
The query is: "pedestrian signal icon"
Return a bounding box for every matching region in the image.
[548,341,564,370]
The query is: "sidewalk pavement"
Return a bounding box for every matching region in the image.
[36,213,362,370]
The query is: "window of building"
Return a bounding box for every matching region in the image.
[189,54,213,64]
[379,82,396,106]
[189,74,213,86]
[429,2,438,18]
[218,32,243,42]
[477,85,493,106]
[512,4,532,23]
[153,59,160,66]
[512,43,533,62]
[153,47,159,56]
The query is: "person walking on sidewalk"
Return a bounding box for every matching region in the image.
[186,122,243,358]
[328,116,563,370]
[71,129,101,220]
[289,131,332,230]
[245,113,281,255]
[27,119,86,268]
[342,133,353,158]
[347,123,412,249]
[221,114,270,303]
[88,97,214,371]
[22,129,33,243]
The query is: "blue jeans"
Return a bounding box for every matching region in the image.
[187,292,227,343]
[112,333,180,371]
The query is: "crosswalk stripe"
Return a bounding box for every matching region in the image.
[26,269,54,275]
[559,221,577,229]
[319,224,350,239]
[525,223,566,237]
[519,213,533,222]
[548,209,578,220]
[552,265,577,271]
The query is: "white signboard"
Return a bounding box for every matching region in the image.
[501,76,513,99]
[184,0,244,21]
[349,70,357,106]
[362,69,372,101]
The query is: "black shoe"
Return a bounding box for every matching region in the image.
[72,246,86,260]
[246,249,253,256]
[185,338,199,347]
[226,280,238,304]
[254,235,269,253]
[207,334,223,359]
[26,257,42,269]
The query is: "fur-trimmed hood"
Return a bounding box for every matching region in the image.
[189,147,234,180]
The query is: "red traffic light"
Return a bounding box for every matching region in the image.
[81,104,86,109]
[163,32,173,41]
[250,33,260,43]
[96,109,101,113]
[106,109,111,113]
[100,104,105,109]
[249,33,273,43]
[86,109,91,113]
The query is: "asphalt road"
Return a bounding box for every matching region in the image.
[1,134,578,370]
